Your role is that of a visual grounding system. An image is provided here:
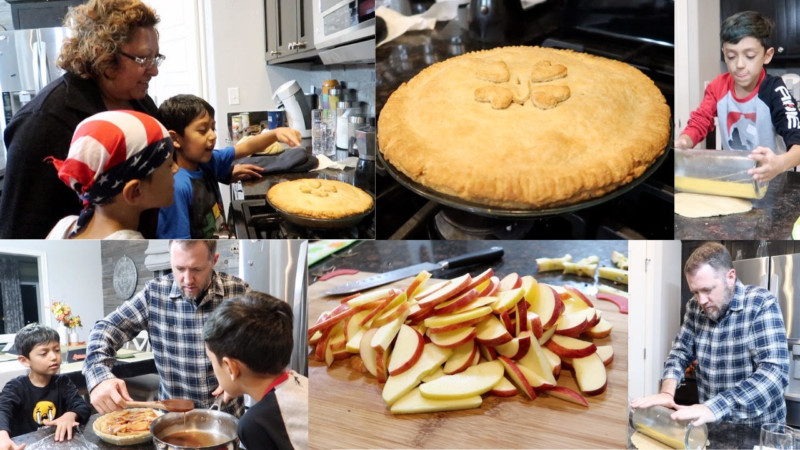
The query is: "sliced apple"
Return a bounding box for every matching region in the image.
[489,376,518,397]
[434,288,479,315]
[344,310,371,341]
[483,276,501,297]
[382,343,452,406]
[544,335,597,359]
[517,364,556,391]
[416,274,472,308]
[497,356,536,400]
[584,317,613,339]
[530,284,563,330]
[545,386,589,407]
[427,326,476,349]
[516,335,557,386]
[307,303,357,338]
[371,300,411,328]
[358,328,379,377]
[537,325,556,346]
[474,315,513,346]
[541,346,562,378]
[390,387,482,414]
[424,305,493,333]
[554,311,589,338]
[573,353,607,396]
[477,342,497,362]
[345,328,365,353]
[463,268,494,292]
[405,270,433,300]
[563,285,595,308]
[495,331,532,360]
[452,295,498,314]
[475,277,497,297]
[499,310,514,335]
[596,345,614,365]
[372,315,407,382]
[443,339,477,375]
[346,287,395,309]
[413,279,450,301]
[514,297,529,335]
[388,324,425,376]
[421,367,445,383]
[498,273,522,291]
[420,360,504,400]
[527,311,543,339]
[491,287,525,315]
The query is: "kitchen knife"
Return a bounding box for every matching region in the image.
[323,246,505,296]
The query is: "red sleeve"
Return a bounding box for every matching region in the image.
[682,74,731,146]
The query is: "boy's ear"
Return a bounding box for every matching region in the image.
[17,355,30,368]
[764,46,775,64]
[121,179,144,205]
[221,356,242,381]
[168,130,182,150]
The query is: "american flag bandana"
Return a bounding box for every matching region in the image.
[47,110,173,235]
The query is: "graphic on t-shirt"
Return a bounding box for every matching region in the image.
[727,111,758,150]
[189,175,227,238]
[32,401,55,424]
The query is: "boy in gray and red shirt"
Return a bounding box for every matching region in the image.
[676,10,800,183]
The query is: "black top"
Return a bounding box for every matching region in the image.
[0,374,92,437]
[238,389,294,450]
[0,72,159,238]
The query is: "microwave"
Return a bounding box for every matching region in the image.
[313,0,375,51]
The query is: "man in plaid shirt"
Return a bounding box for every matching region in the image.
[632,242,789,427]
[83,240,250,416]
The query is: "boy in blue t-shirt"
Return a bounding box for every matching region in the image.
[156,94,301,238]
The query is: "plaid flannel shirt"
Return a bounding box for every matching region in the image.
[662,280,789,426]
[83,271,250,416]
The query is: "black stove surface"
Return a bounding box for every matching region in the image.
[376,1,674,239]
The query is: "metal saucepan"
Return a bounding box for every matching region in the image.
[150,409,239,450]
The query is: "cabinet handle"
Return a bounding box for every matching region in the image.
[288,42,296,50]
[269,51,281,55]
[294,41,307,49]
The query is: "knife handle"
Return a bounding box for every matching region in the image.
[440,246,504,269]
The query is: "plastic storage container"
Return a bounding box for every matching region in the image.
[631,405,708,449]
[674,148,768,199]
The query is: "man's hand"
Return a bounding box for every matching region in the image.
[630,393,677,410]
[211,385,234,404]
[42,411,78,442]
[748,146,785,183]
[0,430,24,450]
[671,403,716,426]
[90,378,132,414]
[231,164,264,181]
[674,134,694,149]
[274,128,302,147]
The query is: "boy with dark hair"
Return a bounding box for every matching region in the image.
[203,292,307,450]
[0,324,91,448]
[156,94,301,238]
[676,10,800,183]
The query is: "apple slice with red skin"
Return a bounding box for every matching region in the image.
[495,331,533,360]
[372,315,407,382]
[497,356,536,400]
[515,297,529,335]
[545,386,589,407]
[416,274,472,309]
[527,312,543,339]
[424,305,493,334]
[434,288,480,315]
[461,268,494,293]
[544,334,597,359]
[406,303,436,325]
[554,311,589,338]
[491,287,525,315]
[596,345,614,365]
[584,317,613,339]
[358,328,380,377]
[359,291,401,327]
[563,285,595,308]
[382,343,452,406]
[388,324,425,376]
[475,277,498,297]
[530,284,563,330]
[497,273,522,292]
[499,310,515,335]
[489,376,518,397]
[405,270,433,300]
[483,276,501,297]
[474,315,513,346]
[516,333,557,386]
[307,303,358,339]
[538,325,556,346]
[344,310,371,341]
[477,342,497,361]
[453,295,499,314]
[427,326,477,348]
[541,346,561,378]
[573,353,607,396]
[371,301,411,328]
[413,279,450,301]
[443,339,478,375]
[517,364,556,391]
[345,287,396,309]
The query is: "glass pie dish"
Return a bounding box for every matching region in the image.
[674,149,768,200]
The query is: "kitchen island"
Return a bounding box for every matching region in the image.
[309,240,629,449]
[675,171,800,239]
[11,414,153,449]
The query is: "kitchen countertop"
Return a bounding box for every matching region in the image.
[674,171,800,239]
[309,240,629,449]
[627,417,761,449]
[11,414,153,449]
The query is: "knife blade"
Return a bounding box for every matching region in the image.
[323,246,505,296]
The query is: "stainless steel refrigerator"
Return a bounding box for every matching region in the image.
[0,27,69,173]
[733,256,799,426]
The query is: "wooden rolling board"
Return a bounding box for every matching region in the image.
[308,272,628,449]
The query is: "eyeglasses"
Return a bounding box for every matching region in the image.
[119,51,165,69]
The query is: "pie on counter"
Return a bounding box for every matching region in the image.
[267,179,374,219]
[378,46,671,209]
[93,408,162,445]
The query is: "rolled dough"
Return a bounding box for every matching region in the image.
[675,193,753,218]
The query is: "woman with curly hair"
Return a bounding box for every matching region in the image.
[0,0,164,238]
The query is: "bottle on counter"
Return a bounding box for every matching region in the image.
[321,79,339,110]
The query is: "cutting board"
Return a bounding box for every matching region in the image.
[308,272,628,449]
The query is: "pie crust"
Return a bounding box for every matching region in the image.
[93,408,162,445]
[267,179,374,219]
[378,46,671,209]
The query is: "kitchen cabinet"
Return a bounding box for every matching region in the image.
[264,0,316,63]
[7,0,84,30]
[721,0,800,60]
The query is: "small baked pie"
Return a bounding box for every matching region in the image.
[267,179,374,219]
[378,46,671,209]
[93,408,162,445]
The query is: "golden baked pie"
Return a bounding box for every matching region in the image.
[267,179,374,219]
[93,408,162,445]
[378,46,671,209]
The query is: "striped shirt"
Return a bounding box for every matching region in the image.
[83,271,250,416]
[663,280,789,426]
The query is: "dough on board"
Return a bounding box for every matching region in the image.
[674,193,753,218]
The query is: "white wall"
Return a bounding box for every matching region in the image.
[0,241,103,343]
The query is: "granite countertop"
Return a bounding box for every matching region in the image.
[675,171,800,239]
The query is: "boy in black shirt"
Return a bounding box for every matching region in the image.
[203,292,307,450]
[0,324,91,447]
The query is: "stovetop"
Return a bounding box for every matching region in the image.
[376,1,674,239]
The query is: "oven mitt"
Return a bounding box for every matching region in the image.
[232,147,318,174]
